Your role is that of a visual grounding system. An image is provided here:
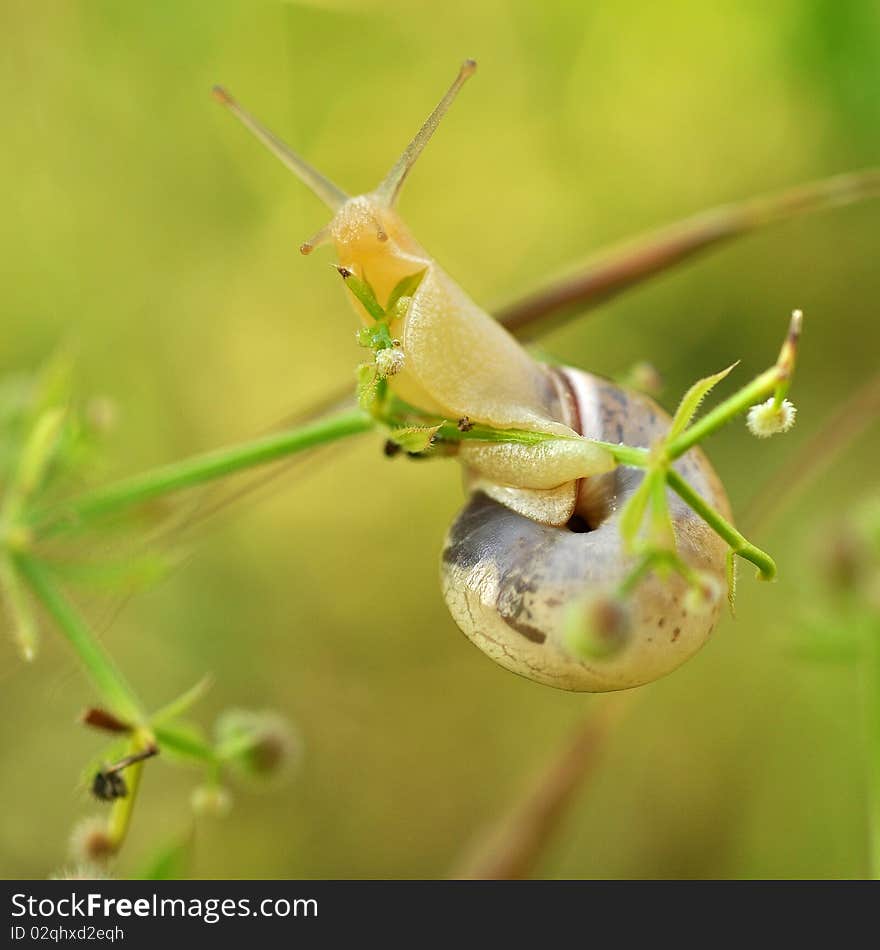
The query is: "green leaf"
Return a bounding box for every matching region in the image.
[0,555,38,660]
[386,268,426,313]
[668,363,738,440]
[154,722,218,767]
[369,322,394,351]
[648,471,675,550]
[388,425,441,454]
[137,832,193,880]
[356,363,378,411]
[13,554,144,723]
[619,471,655,548]
[151,675,213,727]
[337,267,385,320]
[47,552,174,593]
[2,408,66,524]
[32,349,76,419]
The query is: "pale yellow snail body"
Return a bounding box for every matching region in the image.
[215,62,730,692]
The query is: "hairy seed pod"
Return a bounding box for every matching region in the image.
[216,61,731,692]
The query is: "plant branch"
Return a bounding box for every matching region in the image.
[12,553,145,723]
[450,697,633,879]
[106,730,156,853]
[666,368,780,460]
[666,470,776,580]
[496,169,880,340]
[28,408,374,538]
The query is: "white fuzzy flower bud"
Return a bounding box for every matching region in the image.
[375,346,405,378]
[69,817,114,862]
[746,397,797,438]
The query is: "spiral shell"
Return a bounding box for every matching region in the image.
[441,368,731,692]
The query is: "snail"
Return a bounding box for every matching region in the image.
[214,61,730,692]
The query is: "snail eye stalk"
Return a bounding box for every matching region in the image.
[212,85,349,212]
[374,59,477,208]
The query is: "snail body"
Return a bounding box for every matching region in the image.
[216,62,730,691]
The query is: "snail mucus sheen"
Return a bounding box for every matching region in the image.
[214,61,730,692]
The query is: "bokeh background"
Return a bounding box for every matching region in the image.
[2,0,879,879]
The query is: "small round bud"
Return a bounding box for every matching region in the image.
[69,817,115,863]
[375,346,406,378]
[215,710,300,780]
[628,361,664,396]
[355,327,374,348]
[191,784,233,818]
[564,593,632,660]
[746,397,797,438]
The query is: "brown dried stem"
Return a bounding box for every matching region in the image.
[450,695,633,879]
[497,169,880,340]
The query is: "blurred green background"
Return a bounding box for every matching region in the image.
[2,0,879,879]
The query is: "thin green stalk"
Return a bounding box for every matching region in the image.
[587,441,650,468]
[107,730,153,852]
[666,469,776,580]
[153,724,220,767]
[617,552,660,597]
[150,676,213,727]
[29,408,374,538]
[397,412,651,467]
[666,367,779,460]
[431,420,577,446]
[0,408,66,528]
[12,553,145,723]
[0,553,38,661]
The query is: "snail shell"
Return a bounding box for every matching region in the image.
[441,367,731,692]
[215,68,732,692]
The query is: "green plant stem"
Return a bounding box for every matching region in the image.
[388,405,651,467]
[153,724,219,767]
[584,441,650,467]
[29,408,374,538]
[666,367,779,460]
[150,676,213,727]
[665,469,776,580]
[617,553,659,597]
[0,553,38,661]
[107,730,153,852]
[12,553,145,723]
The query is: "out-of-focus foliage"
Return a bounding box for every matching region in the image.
[1,0,878,878]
